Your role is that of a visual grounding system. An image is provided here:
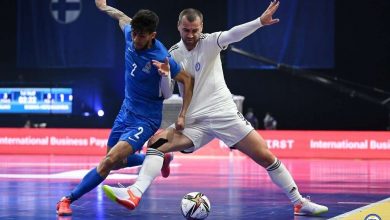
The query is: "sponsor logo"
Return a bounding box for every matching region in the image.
[142,62,152,74]
[364,214,381,220]
[195,62,201,71]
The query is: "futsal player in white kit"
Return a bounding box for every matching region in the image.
[103,1,329,216]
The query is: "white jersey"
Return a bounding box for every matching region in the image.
[169,32,237,119]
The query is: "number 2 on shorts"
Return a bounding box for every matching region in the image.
[133,127,143,139]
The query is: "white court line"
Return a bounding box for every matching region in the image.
[0,170,137,180]
[337,202,371,205]
[0,162,181,167]
[0,162,101,167]
[329,197,390,220]
[0,164,180,180]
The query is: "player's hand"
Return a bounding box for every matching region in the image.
[95,0,106,9]
[152,57,170,77]
[260,0,280,26]
[175,116,185,131]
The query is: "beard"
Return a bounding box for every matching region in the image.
[183,38,197,50]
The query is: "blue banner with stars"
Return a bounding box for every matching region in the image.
[17,0,115,68]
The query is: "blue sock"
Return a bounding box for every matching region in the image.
[67,154,144,202]
[68,167,104,202]
[126,153,145,167]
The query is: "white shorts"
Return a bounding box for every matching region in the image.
[170,111,254,153]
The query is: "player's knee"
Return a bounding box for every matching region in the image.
[99,154,120,174]
[258,145,275,166]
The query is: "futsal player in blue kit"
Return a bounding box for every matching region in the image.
[56,0,193,216]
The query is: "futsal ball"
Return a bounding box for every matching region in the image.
[180,192,211,220]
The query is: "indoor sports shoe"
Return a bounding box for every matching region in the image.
[56,197,72,216]
[294,197,328,216]
[161,152,174,178]
[103,185,140,210]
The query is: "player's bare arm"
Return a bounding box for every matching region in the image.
[173,71,194,130]
[95,0,131,31]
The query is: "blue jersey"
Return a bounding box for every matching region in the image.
[123,24,181,125]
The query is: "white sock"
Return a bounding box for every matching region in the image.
[266,158,303,204]
[130,148,164,197]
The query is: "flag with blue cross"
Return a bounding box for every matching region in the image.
[17,0,115,68]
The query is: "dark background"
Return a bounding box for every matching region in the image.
[0,0,389,130]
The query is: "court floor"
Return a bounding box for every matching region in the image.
[0,154,389,219]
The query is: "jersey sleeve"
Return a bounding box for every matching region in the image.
[124,24,132,42]
[199,32,226,58]
[168,56,181,79]
[217,18,262,48]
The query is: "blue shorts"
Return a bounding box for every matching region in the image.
[107,105,160,152]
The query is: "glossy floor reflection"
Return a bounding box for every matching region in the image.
[0,154,389,219]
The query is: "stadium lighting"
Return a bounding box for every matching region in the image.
[97,110,104,117]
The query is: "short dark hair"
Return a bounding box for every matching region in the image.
[178,8,203,24]
[131,9,159,33]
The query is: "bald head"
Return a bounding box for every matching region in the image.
[178,8,203,24]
